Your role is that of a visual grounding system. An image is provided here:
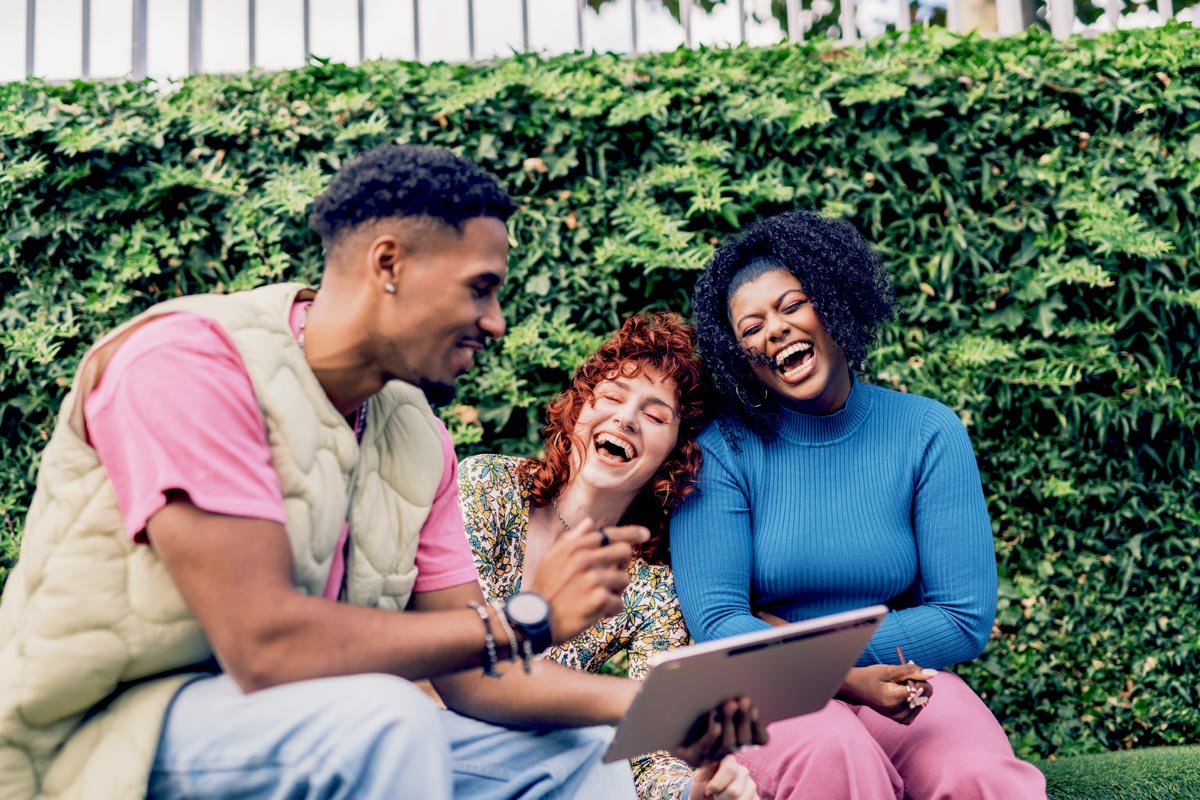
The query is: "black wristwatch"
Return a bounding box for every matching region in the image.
[504,591,553,654]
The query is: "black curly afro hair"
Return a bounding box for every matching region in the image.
[308,144,516,251]
[691,210,897,443]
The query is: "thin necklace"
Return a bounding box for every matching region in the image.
[549,497,571,531]
[300,302,368,443]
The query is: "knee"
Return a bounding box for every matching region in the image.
[550,724,616,763]
[769,709,890,778]
[322,674,448,752]
[926,750,1046,800]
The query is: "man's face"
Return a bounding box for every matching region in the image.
[379,216,509,404]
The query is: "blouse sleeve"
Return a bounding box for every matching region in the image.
[457,453,526,602]
[626,563,697,800]
[632,752,695,800]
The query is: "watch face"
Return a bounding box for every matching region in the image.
[507,592,550,626]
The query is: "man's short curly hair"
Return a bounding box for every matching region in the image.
[691,210,897,442]
[308,144,516,249]
[521,313,707,564]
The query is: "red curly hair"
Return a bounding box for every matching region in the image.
[522,312,707,564]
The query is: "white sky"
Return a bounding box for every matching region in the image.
[0,0,789,83]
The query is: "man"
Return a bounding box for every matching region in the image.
[0,145,740,800]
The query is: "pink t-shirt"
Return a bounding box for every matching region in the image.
[83,307,479,599]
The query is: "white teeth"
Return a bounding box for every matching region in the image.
[596,433,635,461]
[775,341,813,366]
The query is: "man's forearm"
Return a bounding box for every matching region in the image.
[224,593,504,691]
[431,659,639,728]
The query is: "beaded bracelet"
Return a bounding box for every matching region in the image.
[467,601,500,678]
[490,601,527,675]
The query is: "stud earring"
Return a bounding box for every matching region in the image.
[384,282,396,294]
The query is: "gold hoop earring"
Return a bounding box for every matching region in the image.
[735,384,768,409]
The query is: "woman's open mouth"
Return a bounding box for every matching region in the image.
[774,341,816,383]
[594,432,636,464]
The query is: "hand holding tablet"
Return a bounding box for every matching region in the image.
[605,605,888,762]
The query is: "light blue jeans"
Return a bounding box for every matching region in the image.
[147,673,636,799]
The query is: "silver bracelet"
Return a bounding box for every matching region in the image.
[493,599,534,674]
[467,601,500,678]
[489,601,523,672]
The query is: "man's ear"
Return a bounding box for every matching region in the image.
[365,232,408,293]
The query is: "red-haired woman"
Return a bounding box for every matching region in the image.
[459,313,760,800]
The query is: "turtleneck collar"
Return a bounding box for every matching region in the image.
[776,375,873,445]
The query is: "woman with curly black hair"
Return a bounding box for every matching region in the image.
[671,211,1046,799]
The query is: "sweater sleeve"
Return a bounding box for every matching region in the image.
[858,403,998,669]
[669,431,772,643]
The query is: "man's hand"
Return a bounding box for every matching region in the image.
[689,755,759,800]
[672,697,768,768]
[525,518,648,644]
[838,664,936,725]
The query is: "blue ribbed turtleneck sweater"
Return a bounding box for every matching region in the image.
[669,379,998,670]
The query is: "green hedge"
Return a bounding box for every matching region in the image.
[2,26,1198,760]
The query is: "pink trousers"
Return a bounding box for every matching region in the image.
[735,672,1047,800]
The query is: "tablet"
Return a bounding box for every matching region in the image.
[603,604,888,762]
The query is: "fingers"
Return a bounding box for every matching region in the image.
[704,755,757,800]
[878,663,936,683]
[750,705,769,746]
[733,698,754,748]
[572,519,649,548]
[896,665,938,682]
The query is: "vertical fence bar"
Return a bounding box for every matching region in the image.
[946,0,960,29]
[1104,0,1120,27]
[25,0,36,77]
[521,0,530,50]
[576,0,585,50]
[248,0,257,67]
[413,0,421,61]
[82,0,92,77]
[737,0,747,42]
[840,0,857,39]
[466,0,475,59]
[132,0,148,79]
[630,0,639,53]
[302,0,311,60]
[786,0,804,41]
[895,0,912,30]
[358,0,366,62]
[1048,0,1074,37]
[681,0,693,46]
[188,0,203,74]
[996,0,1023,33]
[1156,0,1173,19]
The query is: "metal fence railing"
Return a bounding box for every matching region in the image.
[2,0,1194,84]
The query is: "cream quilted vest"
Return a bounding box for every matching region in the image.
[0,283,444,799]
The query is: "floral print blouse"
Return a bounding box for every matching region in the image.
[458,453,695,800]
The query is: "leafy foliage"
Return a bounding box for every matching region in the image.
[1,25,1198,760]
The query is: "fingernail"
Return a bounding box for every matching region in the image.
[920,669,937,678]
